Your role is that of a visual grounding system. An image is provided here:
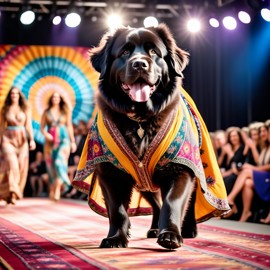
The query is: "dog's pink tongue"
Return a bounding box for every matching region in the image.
[129,83,151,102]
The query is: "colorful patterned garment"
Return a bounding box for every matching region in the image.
[73,89,230,222]
[0,122,29,202]
[44,111,70,187]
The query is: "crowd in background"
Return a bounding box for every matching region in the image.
[210,120,270,224]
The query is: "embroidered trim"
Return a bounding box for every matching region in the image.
[103,108,177,192]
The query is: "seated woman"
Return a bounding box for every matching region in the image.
[225,121,270,222]
[243,122,264,165]
[219,127,247,194]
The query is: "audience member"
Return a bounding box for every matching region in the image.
[219,127,247,194]
[214,129,227,166]
[29,151,48,197]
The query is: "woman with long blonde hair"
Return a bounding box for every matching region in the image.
[0,86,36,204]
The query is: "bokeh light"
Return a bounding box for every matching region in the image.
[20,10,35,25]
[144,16,159,28]
[209,18,220,28]
[65,12,81,28]
[261,8,270,22]
[238,11,251,24]
[222,16,237,30]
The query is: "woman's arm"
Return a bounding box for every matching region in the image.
[0,110,5,145]
[244,138,260,165]
[40,111,53,142]
[218,144,233,167]
[66,109,77,153]
[25,108,36,150]
[242,163,270,172]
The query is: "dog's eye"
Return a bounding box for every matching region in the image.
[121,50,130,56]
[149,49,157,55]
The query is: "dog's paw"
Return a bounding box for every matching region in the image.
[147,229,159,238]
[99,237,128,248]
[157,230,183,249]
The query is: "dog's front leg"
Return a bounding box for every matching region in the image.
[141,191,161,238]
[155,165,195,249]
[96,164,134,248]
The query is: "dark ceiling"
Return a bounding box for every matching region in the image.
[0,0,267,47]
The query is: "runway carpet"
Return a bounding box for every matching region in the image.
[0,198,269,270]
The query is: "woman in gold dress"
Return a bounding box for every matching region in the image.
[0,86,36,204]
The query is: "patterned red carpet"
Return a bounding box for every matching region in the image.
[0,198,269,270]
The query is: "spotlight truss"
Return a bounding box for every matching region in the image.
[0,0,186,20]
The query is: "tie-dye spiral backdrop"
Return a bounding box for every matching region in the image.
[0,45,99,144]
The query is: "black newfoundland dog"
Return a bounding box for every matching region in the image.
[73,23,229,250]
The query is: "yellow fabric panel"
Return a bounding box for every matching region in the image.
[97,111,140,184]
[148,107,183,176]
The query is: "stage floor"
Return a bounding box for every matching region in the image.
[1,198,269,270]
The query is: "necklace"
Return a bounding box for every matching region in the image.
[127,112,146,139]
[137,123,145,139]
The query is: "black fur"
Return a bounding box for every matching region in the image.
[90,24,197,249]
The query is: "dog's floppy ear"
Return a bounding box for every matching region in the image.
[89,27,128,79]
[153,23,189,77]
[173,47,189,78]
[89,32,112,79]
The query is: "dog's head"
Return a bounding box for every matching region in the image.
[90,24,189,119]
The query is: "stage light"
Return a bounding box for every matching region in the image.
[52,15,61,25]
[238,11,251,24]
[222,16,237,30]
[261,8,270,22]
[187,18,201,33]
[65,12,81,28]
[209,18,220,28]
[107,14,122,29]
[20,10,35,25]
[143,16,159,28]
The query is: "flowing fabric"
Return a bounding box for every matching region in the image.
[73,88,230,222]
[0,126,29,201]
[44,111,70,187]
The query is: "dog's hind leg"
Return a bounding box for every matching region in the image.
[141,191,161,238]
[154,164,195,249]
[96,164,134,248]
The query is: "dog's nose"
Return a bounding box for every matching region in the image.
[132,59,149,71]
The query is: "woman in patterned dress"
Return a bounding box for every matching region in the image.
[40,92,76,201]
[0,86,36,204]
